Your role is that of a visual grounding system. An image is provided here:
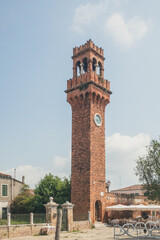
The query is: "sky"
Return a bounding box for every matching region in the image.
[0,0,160,190]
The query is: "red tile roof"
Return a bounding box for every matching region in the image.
[111,184,143,192]
[0,172,12,177]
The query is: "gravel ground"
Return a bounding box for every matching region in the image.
[1,226,117,240]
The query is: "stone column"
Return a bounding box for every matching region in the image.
[7,213,11,226]
[61,201,74,231]
[94,64,98,74]
[30,213,34,225]
[80,63,84,75]
[44,197,59,226]
[88,211,91,222]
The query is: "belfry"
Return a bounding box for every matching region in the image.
[65,40,112,223]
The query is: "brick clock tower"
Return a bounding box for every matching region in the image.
[65,40,112,223]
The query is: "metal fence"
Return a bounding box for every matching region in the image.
[114,221,160,239]
[33,214,46,223]
[11,214,30,224]
[6,213,46,225]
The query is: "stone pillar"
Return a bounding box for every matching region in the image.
[30,213,34,225]
[94,64,98,74]
[88,211,91,222]
[61,201,74,231]
[80,63,84,75]
[7,213,11,226]
[44,197,59,226]
[88,211,92,228]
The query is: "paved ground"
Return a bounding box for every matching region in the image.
[1,226,117,240]
[3,225,160,240]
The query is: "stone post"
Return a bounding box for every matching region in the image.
[44,197,59,226]
[61,201,74,231]
[55,209,62,240]
[7,213,11,226]
[88,211,92,228]
[80,63,84,75]
[30,213,34,225]
[88,211,91,222]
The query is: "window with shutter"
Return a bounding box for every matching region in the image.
[2,185,8,196]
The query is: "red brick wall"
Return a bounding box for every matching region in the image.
[67,85,110,222]
[71,98,91,218]
[66,41,111,223]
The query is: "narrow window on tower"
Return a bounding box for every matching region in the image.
[76,61,81,77]
[98,61,102,76]
[83,57,88,74]
[92,58,97,72]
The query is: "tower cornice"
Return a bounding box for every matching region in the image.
[65,81,112,95]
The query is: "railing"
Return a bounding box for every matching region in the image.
[34,214,46,223]
[2,213,47,226]
[11,214,30,224]
[114,221,160,239]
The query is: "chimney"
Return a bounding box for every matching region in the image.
[22,176,25,184]
[14,169,16,179]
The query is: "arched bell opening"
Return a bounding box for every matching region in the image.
[83,57,88,73]
[95,200,102,222]
[92,58,97,72]
[98,61,102,76]
[76,61,81,77]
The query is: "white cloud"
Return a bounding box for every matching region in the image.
[53,154,71,178]
[4,134,150,192]
[5,165,47,188]
[106,133,150,190]
[71,1,107,34]
[106,13,150,47]
[53,156,68,169]
[71,1,150,47]
[4,153,71,188]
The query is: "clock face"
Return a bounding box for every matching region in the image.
[94,113,102,126]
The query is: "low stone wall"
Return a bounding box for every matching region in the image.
[0,224,48,239]
[73,220,91,231]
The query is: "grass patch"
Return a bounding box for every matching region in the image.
[0,220,7,225]
[11,220,30,225]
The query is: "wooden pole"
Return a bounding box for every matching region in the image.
[55,209,62,240]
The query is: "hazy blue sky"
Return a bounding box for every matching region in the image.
[0,0,160,190]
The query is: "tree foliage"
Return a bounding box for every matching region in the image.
[11,174,71,214]
[34,174,71,212]
[10,186,35,214]
[135,138,160,201]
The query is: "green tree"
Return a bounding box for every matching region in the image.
[11,174,71,213]
[34,174,71,212]
[11,187,35,214]
[135,137,160,201]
